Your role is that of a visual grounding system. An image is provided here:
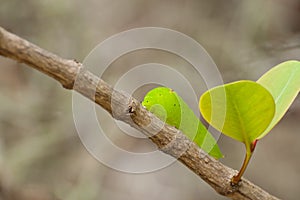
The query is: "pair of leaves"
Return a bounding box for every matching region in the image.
[199,60,300,184]
[200,60,300,153]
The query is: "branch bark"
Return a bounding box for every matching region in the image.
[0,26,280,200]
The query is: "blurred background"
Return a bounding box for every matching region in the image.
[0,0,300,199]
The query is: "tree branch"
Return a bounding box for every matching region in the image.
[0,26,280,200]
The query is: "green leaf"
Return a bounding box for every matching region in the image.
[257,60,300,139]
[199,80,275,148]
[142,87,223,159]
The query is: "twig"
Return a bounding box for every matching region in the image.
[0,26,280,200]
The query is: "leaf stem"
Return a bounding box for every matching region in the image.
[231,140,258,185]
[231,151,253,185]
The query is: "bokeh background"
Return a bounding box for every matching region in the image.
[1,0,300,199]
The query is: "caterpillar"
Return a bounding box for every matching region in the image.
[142,87,223,159]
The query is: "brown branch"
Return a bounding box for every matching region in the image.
[0,26,280,200]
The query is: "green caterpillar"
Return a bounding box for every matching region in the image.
[142,87,223,159]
